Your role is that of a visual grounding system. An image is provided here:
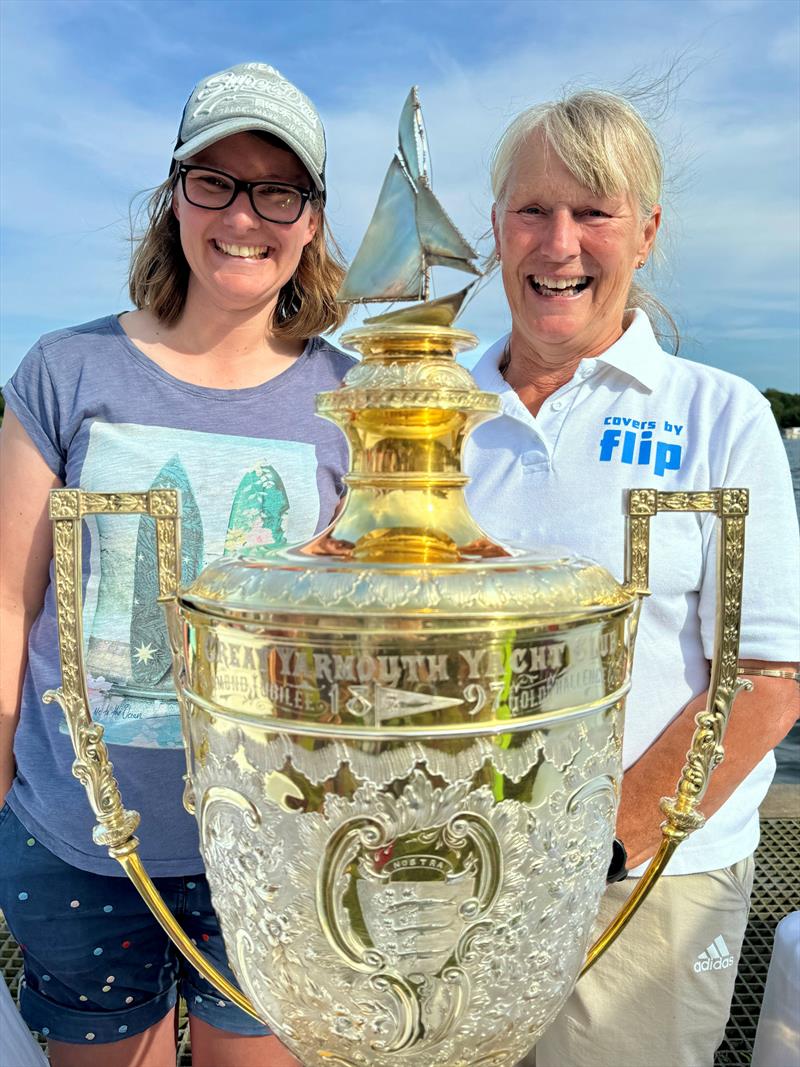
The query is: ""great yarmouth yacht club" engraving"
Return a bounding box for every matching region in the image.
[190,621,625,723]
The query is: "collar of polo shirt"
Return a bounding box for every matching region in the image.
[474,309,667,399]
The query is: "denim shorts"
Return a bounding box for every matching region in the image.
[0,802,271,1044]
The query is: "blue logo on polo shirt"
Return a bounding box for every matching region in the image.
[599,416,683,476]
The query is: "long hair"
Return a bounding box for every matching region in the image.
[128,173,347,339]
[490,89,679,352]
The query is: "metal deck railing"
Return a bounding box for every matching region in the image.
[715,818,799,1066]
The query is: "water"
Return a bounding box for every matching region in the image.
[774,437,799,785]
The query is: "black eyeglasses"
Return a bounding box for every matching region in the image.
[176,164,316,224]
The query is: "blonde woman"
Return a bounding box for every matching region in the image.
[464,91,799,1066]
[0,62,353,1067]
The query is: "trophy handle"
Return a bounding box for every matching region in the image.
[582,487,751,975]
[42,488,261,1021]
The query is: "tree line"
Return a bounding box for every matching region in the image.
[764,390,800,430]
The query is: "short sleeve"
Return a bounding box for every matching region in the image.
[3,340,66,479]
[698,404,800,662]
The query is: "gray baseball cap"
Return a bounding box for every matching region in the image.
[173,62,326,194]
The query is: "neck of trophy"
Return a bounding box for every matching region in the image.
[316,324,503,563]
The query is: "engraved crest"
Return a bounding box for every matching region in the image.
[192,714,622,1065]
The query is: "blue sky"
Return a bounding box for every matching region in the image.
[1,0,798,389]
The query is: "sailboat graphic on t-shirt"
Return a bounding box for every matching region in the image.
[129,455,205,689]
[75,421,318,749]
[223,461,290,558]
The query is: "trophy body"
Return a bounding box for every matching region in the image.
[179,564,635,1064]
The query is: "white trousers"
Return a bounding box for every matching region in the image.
[521,856,755,1067]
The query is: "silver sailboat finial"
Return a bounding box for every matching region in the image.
[337,87,481,326]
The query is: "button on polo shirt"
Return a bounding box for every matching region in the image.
[476,356,599,486]
[464,310,799,876]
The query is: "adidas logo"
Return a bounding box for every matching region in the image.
[693,935,735,973]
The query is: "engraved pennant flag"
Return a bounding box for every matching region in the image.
[346,683,463,722]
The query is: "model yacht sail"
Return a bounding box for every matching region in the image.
[337,88,481,327]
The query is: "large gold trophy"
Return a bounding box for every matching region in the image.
[46,91,750,1065]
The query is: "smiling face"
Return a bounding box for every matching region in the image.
[493,131,660,366]
[172,131,318,319]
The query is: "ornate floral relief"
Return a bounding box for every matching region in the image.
[657,490,717,512]
[341,359,478,392]
[627,488,657,517]
[626,514,652,593]
[316,387,496,414]
[184,555,630,618]
[719,488,749,515]
[195,712,611,790]
[49,489,82,519]
[192,704,622,1066]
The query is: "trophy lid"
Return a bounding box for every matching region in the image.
[180,545,632,625]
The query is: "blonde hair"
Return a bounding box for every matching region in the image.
[491,89,678,350]
[128,174,347,340]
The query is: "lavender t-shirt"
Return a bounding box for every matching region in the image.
[4,315,355,876]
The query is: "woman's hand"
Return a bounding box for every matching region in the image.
[0,410,61,804]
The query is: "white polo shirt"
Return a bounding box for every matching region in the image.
[464,310,799,876]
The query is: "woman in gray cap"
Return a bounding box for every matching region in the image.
[0,62,352,1066]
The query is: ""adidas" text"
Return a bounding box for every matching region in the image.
[694,935,735,973]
